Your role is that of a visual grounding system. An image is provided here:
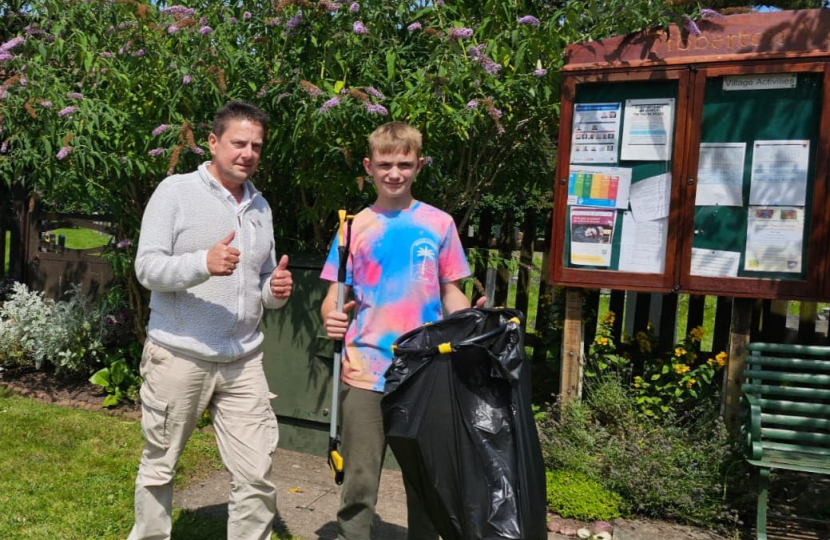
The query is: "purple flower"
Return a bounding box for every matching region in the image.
[116,239,132,249]
[147,147,165,156]
[18,76,26,86]
[0,36,25,53]
[99,51,114,58]
[56,146,72,160]
[286,13,303,30]
[131,49,146,57]
[39,100,52,107]
[407,22,421,32]
[0,53,14,62]
[24,26,44,36]
[266,18,280,26]
[490,108,502,118]
[0,142,7,154]
[364,102,388,116]
[106,26,115,35]
[353,21,367,35]
[517,15,540,26]
[66,92,83,99]
[682,15,701,36]
[199,16,208,25]
[168,25,179,34]
[199,25,213,35]
[243,11,252,19]
[350,2,360,13]
[58,106,77,117]
[366,87,385,100]
[435,0,444,5]
[226,17,238,24]
[319,96,341,114]
[533,68,547,77]
[322,1,340,12]
[183,75,191,84]
[449,27,473,40]
[700,8,725,19]
[152,124,171,136]
[468,43,486,58]
[118,42,131,55]
[466,99,478,110]
[190,146,205,155]
[160,6,196,17]
[480,57,502,76]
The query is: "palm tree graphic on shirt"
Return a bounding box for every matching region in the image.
[412,241,438,283]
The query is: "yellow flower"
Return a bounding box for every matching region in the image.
[686,378,697,388]
[674,363,690,374]
[675,347,687,357]
[707,358,715,367]
[689,326,705,342]
[602,311,616,325]
[633,376,643,388]
[595,336,609,346]
[716,351,728,367]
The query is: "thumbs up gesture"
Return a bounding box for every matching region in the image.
[270,255,293,300]
[207,231,241,276]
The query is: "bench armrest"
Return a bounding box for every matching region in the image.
[741,393,764,460]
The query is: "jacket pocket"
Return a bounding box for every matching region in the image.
[139,386,170,450]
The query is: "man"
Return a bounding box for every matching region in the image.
[131,101,292,540]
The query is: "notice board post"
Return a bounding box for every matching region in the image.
[550,9,830,431]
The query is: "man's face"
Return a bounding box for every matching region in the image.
[363,149,424,208]
[207,119,264,191]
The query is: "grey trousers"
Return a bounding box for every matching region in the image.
[337,385,438,540]
[128,340,279,540]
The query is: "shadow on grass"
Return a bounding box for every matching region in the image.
[172,508,295,540]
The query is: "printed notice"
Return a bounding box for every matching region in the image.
[695,143,746,207]
[567,166,632,209]
[690,248,741,277]
[744,207,804,273]
[618,213,667,274]
[570,103,622,164]
[723,74,797,91]
[570,207,615,267]
[629,173,671,222]
[621,98,675,161]
[749,140,810,206]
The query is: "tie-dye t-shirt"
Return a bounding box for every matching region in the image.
[320,201,471,392]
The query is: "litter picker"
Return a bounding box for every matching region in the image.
[328,209,353,485]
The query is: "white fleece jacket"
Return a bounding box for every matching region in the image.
[135,163,286,362]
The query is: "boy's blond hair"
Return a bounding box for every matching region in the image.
[367,121,422,158]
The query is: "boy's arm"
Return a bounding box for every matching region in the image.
[441,280,488,315]
[321,281,354,340]
[441,280,472,315]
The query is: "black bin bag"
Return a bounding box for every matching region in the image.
[381,308,546,540]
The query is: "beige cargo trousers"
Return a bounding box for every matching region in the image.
[128,340,279,540]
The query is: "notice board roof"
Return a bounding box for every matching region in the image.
[563,9,830,71]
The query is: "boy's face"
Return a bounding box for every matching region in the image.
[363,149,424,209]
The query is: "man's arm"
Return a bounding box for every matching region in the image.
[321,282,354,340]
[441,280,487,315]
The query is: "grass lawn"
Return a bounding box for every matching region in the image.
[4,230,9,274]
[0,389,294,540]
[47,227,112,250]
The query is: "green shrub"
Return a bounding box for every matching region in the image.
[546,469,624,521]
[0,282,130,374]
[537,375,739,528]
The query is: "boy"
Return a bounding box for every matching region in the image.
[320,121,483,540]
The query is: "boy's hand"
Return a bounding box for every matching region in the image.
[270,255,293,299]
[474,296,488,309]
[325,300,355,340]
[207,231,241,276]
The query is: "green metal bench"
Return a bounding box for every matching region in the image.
[740,342,830,540]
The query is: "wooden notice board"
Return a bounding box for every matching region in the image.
[551,9,830,301]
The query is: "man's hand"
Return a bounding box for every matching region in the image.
[325,300,355,340]
[474,296,488,309]
[207,231,241,276]
[270,255,293,299]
